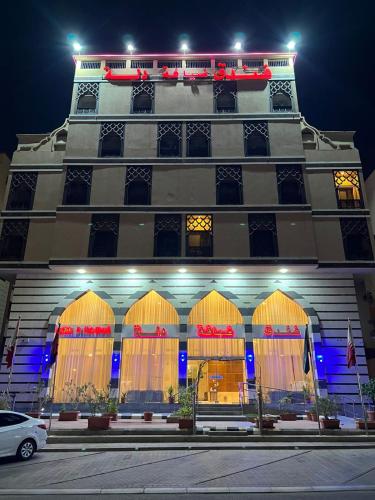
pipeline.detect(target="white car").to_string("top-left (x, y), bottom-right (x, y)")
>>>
top-left (0, 410), bottom-right (47, 460)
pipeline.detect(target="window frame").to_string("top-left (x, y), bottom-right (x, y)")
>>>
top-left (154, 214), bottom-right (182, 257)
top-left (63, 166), bottom-right (92, 206)
top-left (6, 172), bottom-right (38, 211)
top-left (88, 214), bottom-right (119, 258)
top-left (248, 214), bottom-right (279, 258)
top-left (216, 166), bottom-right (243, 205)
top-left (333, 170), bottom-right (364, 209)
top-left (185, 214), bottom-right (213, 257)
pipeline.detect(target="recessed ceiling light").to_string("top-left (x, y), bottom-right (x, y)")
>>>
top-left (77, 269), bottom-right (86, 274)
top-left (138, 223), bottom-right (145, 226)
top-left (279, 268), bottom-right (288, 274)
top-left (228, 268), bottom-right (237, 273)
top-left (128, 268), bottom-right (137, 274)
top-left (178, 268), bottom-right (187, 273)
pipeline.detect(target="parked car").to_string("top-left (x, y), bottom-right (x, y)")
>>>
top-left (0, 410), bottom-right (47, 460)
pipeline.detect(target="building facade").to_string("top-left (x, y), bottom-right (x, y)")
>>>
top-left (0, 52), bottom-right (374, 410)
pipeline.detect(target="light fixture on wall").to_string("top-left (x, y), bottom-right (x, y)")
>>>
top-left (128, 268), bottom-right (137, 274)
top-left (279, 268), bottom-right (288, 274)
top-left (72, 41), bottom-right (82, 53)
top-left (178, 268), bottom-right (187, 273)
top-left (228, 268), bottom-right (237, 273)
top-left (287, 40), bottom-right (296, 50)
top-left (77, 269), bottom-right (86, 274)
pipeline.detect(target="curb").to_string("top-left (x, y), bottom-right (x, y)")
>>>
top-left (1, 485), bottom-right (375, 495)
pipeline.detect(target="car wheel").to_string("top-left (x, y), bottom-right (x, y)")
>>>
top-left (16, 439), bottom-right (36, 461)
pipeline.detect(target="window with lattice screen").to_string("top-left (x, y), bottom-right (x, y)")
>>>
top-left (88, 214), bottom-right (119, 258)
top-left (131, 82), bottom-right (154, 114)
top-left (157, 123), bottom-right (182, 157)
top-left (76, 83), bottom-right (99, 114)
top-left (334, 171), bottom-right (363, 209)
top-left (276, 165), bottom-right (306, 204)
top-left (6, 173), bottom-right (37, 210)
top-left (0, 220), bottom-right (29, 260)
top-left (99, 123), bottom-right (125, 157)
top-left (243, 122), bottom-right (269, 156)
top-left (186, 122), bottom-right (211, 157)
top-left (125, 166), bottom-right (152, 205)
top-left (63, 167), bottom-right (92, 205)
top-left (154, 214), bottom-right (181, 257)
top-left (340, 218), bottom-right (373, 260)
top-left (216, 166), bottom-right (243, 205)
top-left (186, 215), bottom-right (213, 257)
top-left (248, 214), bottom-right (278, 257)
top-left (214, 82), bottom-right (237, 113)
top-left (270, 81), bottom-right (293, 112)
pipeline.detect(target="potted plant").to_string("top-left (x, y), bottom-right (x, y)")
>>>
top-left (82, 383), bottom-right (111, 431)
top-left (279, 394), bottom-right (297, 421)
top-left (58, 381), bottom-right (84, 421)
top-left (103, 398), bottom-right (119, 421)
top-left (255, 416), bottom-right (275, 429)
top-left (306, 408), bottom-right (318, 422)
top-left (27, 381), bottom-right (49, 418)
top-left (175, 386), bottom-right (194, 430)
top-left (302, 384), bottom-right (312, 404)
top-left (167, 385), bottom-right (175, 404)
top-left (362, 379), bottom-right (375, 422)
top-left (0, 391), bottom-right (10, 410)
top-left (317, 397), bottom-right (340, 430)
top-left (143, 410), bottom-right (153, 422)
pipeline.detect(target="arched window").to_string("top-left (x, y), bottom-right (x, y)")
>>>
top-left (88, 214), bottom-right (119, 257)
top-left (186, 214), bottom-right (213, 257)
top-left (125, 166), bottom-right (152, 205)
top-left (334, 170), bottom-right (363, 209)
top-left (187, 122), bottom-right (211, 157)
top-left (77, 93), bottom-right (97, 113)
top-left (341, 218), bottom-right (373, 260)
top-left (248, 214), bottom-right (278, 257)
top-left (244, 122), bottom-right (269, 156)
top-left (63, 167), bottom-right (92, 205)
top-left (154, 215), bottom-right (181, 257)
top-left (158, 123), bottom-right (182, 157)
top-left (53, 291), bottom-right (115, 402)
top-left (276, 166), bottom-right (306, 204)
top-left (214, 82), bottom-right (237, 113)
top-left (216, 166), bottom-right (243, 205)
top-left (100, 132), bottom-right (123, 157)
top-left (132, 82), bottom-right (154, 114)
top-left (7, 173), bottom-right (37, 210)
top-left (0, 220), bottom-right (29, 260)
top-left (272, 91), bottom-right (292, 111)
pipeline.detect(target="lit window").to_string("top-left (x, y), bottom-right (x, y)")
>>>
top-left (334, 171), bottom-right (362, 209)
top-left (186, 215), bottom-right (213, 257)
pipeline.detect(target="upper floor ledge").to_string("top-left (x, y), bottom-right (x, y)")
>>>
top-left (68, 113), bottom-right (302, 122)
top-left (301, 117), bottom-right (356, 152)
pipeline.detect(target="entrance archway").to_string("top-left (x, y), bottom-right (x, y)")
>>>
top-left (121, 291), bottom-right (179, 402)
top-left (187, 290), bottom-right (245, 404)
top-left (53, 291), bottom-right (115, 402)
top-left (252, 290), bottom-right (314, 399)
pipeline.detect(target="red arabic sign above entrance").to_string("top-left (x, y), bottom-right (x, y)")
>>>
top-left (133, 325), bottom-right (168, 338)
top-left (263, 325), bottom-right (301, 338)
top-left (59, 325), bottom-right (112, 336)
top-left (197, 325), bottom-right (235, 338)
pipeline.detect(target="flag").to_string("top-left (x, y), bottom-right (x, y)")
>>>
top-left (303, 324), bottom-right (310, 374)
top-left (5, 316), bottom-right (21, 369)
top-left (347, 318), bottom-right (356, 368)
top-left (49, 323), bottom-right (60, 366)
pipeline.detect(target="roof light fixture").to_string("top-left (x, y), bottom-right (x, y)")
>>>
top-left (287, 40), bottom-right (296, 50)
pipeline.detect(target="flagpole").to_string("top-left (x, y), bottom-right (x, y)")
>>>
top-left (48, 320), bottom-right (60, 431)
top-left (5, 316), bottom-right (21, 400)
top-left (307, 324), bottom-right (322, 436)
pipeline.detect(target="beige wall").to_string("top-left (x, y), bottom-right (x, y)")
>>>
top-left (124, 123), bottom-right (157, 157)
top-left (307, 171), bottom-right (338, 209)
top-left (313, 218), bottom-right (345, 261)
top-left (211, 122), bottom-right (244, 157)
top-left (66, 123), bottom-right (100, 157)
top-left (118, 214), bottom-right (154, 257)
top-left (155, 82), bottom-right (213, 114)
top-left (152, 165), bottom-right (215, 205)
top-left (276, 213), bottom-right (317, 258)
top-left (237, 80), bottom-right (269, 113)
top-left (269, 122), bottom-right (304, 157)
top-left (33, 172), bottom-right (62, 210)
top-left (99, 82), bottom-right (132, 115)
top-left (242, 165), bottom-right (278, 205)
top-left (24, 220), bottom-right (55, 261)
top-left (51, 214), bottom-right (91, 258)
top-left (91, 166), bottom-right (125, 205)
top-left (213, 213), bottom-right (249, 257)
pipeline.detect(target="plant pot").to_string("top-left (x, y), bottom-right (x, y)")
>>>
top-left (306, 412), bottom-right (318, 422)
top-left (179, 418), bottom-right (193, 430)
top-left (26, 411), bottom-right (41, 418)
top-left (58, 410), bottom-right (80, 421)
top-left (103, 412), bottom-right (118, 421)
top-left (166, 416), bottom-right (180, 423)
top-left (87, 416), bottom-right (111, 431)
top-left (367, 410), bottom-right (375, 422)
top-left (256, 418), bottom-right (274, 429)
top-left (280, 413), bottom-right (297, 421)
top-left (168, 396), bottom-right (175, 404)
top-left (143, 411), bottom-right (153, 422)
top-left (320, 418), bottom-right (340, 430)
top-left (356, 420), bottom-right (375, 430)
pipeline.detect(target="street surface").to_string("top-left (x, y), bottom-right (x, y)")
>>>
top-left (0, 448), bottom-right (374, 498)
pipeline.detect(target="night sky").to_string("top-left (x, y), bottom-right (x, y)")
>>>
top-left (3, 0), bottom-right (374, 176)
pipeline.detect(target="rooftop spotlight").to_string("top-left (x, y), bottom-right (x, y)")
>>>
top-left (77, 268), bottom-right (86, 274)
top-left (178, 268), bottom-right (187, 273)
top-left (180, 42), bottom-right (189, 54)
top-left (127, 43), bottom-right (135, 54)
top-left (279, 268), bottom-right (288, 274)
top-left (234, 41), bottom-right (242, 51)
top-left (128, 268), bottom-right (137, 274)
top-left (287, 40), bottom-right (296, 50)
top-left (72, 41), bottom-right (82, 53)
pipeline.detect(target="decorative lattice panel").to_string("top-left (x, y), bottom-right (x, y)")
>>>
top-left (66, 167), bottom-right (92, 186)
top-left (91, 215), bottom-right (119, 235)
top-left (248, 214), bottom-right (276, 236)
top-left (155, 215), bottom-right (181, 235)
top-left (186, 60), bottom-right (211, 68)
top-left (242, 59), bottom-right (263, 67)
top-left (243, 121), bottom-right (269, 139)
top-left (216, 166), bottom-right (242, 186)
top-left (340, 218), bottom-right (370, 239)
top-left (81, 61), bottom-right (100, 69)
top-left (10, 173), bottom-right (37, 192)
top-left (213, 81), bottom-right (237, 99)
top-left (1, 220), bottom-right (29, 238)
top-left (276, 166), bottom-right (304, 186)
top-left (334, 170), bottom-right (360, 189)
top-left (100, 122), bottom-right (125, 140)
top-left (215, 59), bottom-right (238, 68)
top-left (157, 60), bottom-right (183, 68)
top-left (268, 59), bottom-right (289, 67)
top-left (157, 122), bottom-right (182, 140)
top-left (186, 215), bottom-right (212, 232)
top-left (125, 166), bottom-right (152, 187)
top-left (77, 82), bottom-right (99, 100)
top-left (186, 122), bottom-right (211, 140)
top-left (132, 82), bottom-right (154, 98)
top-left (270, 80), bottom-right (293, 97)
top-left (106, 61), bottom-right (126, 69)
top-left (131, 60), bottom-right (153, 69)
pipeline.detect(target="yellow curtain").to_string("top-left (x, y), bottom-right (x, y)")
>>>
top-left (54, 338), bottom-right (113, 402)
top-left (124, 291), bottom-right (179, 325)
top-left (253, 339), bottom-right (314, 395)
top-left (60, 291), bottom-right (115, 325)
top-left (188, 339), bottom-right (245, 358)
top-left (188, 290), bottom-right (243, 325)
top-left (252, 290), bottom-right (308, 325)
top-left (334, 171), bottom-right (361, 200)
top-left (120, 339), bottom-right (178, 400)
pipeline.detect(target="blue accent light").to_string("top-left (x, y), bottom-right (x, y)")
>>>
top-left (179, 350), bottom-right (187, 381)
top-left (246, 348), bottom-right (255, 379)
top-left (111, 351), bottom-right (120, 378)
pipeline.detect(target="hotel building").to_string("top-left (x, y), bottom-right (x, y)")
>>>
top-left (0, 51), bottom-right (373, 410)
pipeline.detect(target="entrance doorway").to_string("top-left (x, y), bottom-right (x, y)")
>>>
top-left (187, 359), bottom-right (245, 404)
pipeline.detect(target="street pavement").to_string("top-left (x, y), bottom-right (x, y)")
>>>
top-left (0, 448), bottom-right (374, 497)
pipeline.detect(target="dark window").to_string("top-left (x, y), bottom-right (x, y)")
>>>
top-left (0, 413), bottom-right (28, 427)
top-left (99, 123), bottom-right (125, 157)
top-left (63, 167), bottom-right (92, 205)
top-left (0, 220), bottom-right (29, 260)
top-left (158, 123), bottom-right (182, 157)
top-left (276, 165), bottom-right (306, 204)
top-left (216, 166), bottom-right (243, 205)
top-left (76, 83), bottom-right (99, 114)
top-left (341, 218), bottom-right (373, 261)
top-left (125, 166), bottom-right (152, 205)
top-left (244, 122), bottom-right (269, 156)
top-left (6, 173), bottom-right (37, 210)
top-left (270, 81), bottom-right (293, 112)
top-left (186, 215), bottom-right (213, 257)
top-left (214, 82), bottom-right (237, 113)
top-left (154, 215), bottom-right (181, 257)
top-left (249, 214), bottom-right (278, 257)
top-left (334, 170), bottom-right (363, 209)
top-left (187, 122), bottom-right (211, 157)
top-left (132, 82), bottom-right (154, 113)
top-left (88, 215), bottom-right (119, 258)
